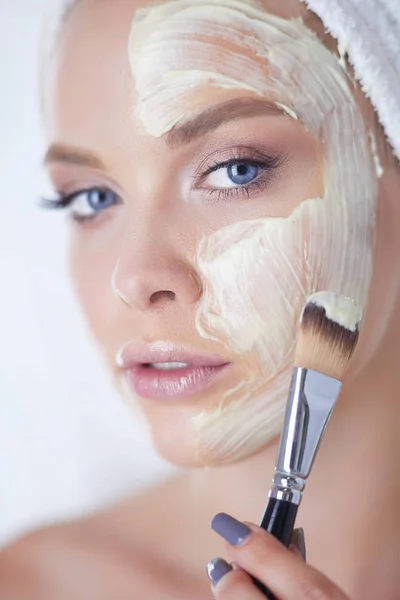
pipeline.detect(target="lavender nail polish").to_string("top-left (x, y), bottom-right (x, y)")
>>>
top-left (211, 513), bottom-right (252, 546)
top-left (207, 558), bottom-right (233, 586)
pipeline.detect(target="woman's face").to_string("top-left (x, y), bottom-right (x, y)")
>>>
top-left (45, 0), bottom-right (380, 466)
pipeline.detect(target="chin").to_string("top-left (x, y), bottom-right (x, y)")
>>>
top-left (135, 402), bottom-right (216, 467)
top-left (142, 404), bottom-right (279, 468)
top-left (117, 362), bottom-right (287, 467)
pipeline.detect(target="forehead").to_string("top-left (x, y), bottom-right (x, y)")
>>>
top-left (46, 1), bottom-right (130, 137)
top-left (45, 0), bottom-right (318, 144)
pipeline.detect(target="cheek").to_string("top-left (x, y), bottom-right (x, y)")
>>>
top-left (191, 185), bottom-right (374, 464)
top-left (196, 216), bottom-right (307, 376)
top-left (195, 194), bottom-right (343, 377)
top-left (68, 231), bottom-right (116, 345)
top-left (190, 205), bottom-right (311, 465)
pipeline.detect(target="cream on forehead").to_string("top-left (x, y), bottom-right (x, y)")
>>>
top-left (128, 0), bottom-right (310, 136)
top-left (128, 0), bottom-right (376, 464)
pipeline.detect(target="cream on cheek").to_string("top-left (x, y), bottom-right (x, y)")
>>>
top-left (128, 0), bottom-right (377, 464)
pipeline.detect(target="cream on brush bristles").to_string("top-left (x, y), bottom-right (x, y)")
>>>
top-left (295, 291), bottom-right (363, 382)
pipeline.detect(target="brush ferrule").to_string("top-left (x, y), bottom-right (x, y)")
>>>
top-left (269, 473), bottom-right (305, 504)
top-left (270, 367), bottom-right (341, 506)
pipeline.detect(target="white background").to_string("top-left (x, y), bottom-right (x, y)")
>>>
top-left (0, 0), bottom-right (173, 546)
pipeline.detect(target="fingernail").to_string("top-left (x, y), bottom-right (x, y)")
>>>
top-left (211, 513), bottom-right (252, 546)
top-left (291, 527), bottom-right (306, 561)
top-left (207, 557), bottom-right (233, 586)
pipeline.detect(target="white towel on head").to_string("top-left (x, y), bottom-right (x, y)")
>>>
top-left (302, 0), bottom-right (400, 160)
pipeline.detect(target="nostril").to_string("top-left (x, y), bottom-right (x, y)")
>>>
top-left (150, 290), bottom-right (176, 303)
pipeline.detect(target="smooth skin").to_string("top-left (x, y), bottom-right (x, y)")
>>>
top-left (1, 0), bottom-right (400, 598)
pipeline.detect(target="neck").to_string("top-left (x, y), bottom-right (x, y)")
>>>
top-left (189, 309), bottom-right (400, 598)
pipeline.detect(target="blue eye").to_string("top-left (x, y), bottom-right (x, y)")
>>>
top-left (204, 160), bottom-right (263, 190)
top-left (67, 187), bottom-right (120, 220)
top-left (227, 163), bottom-right (259, 185)
top-left (40, 187), bottom-right (122, 221)
top-left (85, 188), bottom-right (117, 211)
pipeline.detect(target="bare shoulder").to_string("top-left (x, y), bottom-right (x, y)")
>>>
top-left (0, 474), bottom-right (210, 599)
top-left (94, 471), bottom-right (190, 539)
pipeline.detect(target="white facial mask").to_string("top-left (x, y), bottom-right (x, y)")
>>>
top-left (128, 0), bottom-right (377, 464)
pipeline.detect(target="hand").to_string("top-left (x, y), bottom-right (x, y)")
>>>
top-left (207, 513), bottom-right (350, 599)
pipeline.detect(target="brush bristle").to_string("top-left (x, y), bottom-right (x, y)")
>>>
top-left (295, 299), bottom-right (361, 381)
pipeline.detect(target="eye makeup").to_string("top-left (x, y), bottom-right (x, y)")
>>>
top-left (43, 142), bottom-right (284, 220)
top-left (195, 148), bottom-right (282, 201)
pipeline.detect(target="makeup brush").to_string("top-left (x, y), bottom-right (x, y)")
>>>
top-left (252, 291), bottom-right (362, 598)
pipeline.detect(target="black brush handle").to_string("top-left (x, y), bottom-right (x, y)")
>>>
top-left (251, 498), bottom-right (298, 598)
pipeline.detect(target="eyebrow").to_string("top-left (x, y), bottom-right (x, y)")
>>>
top-left (164, 97), bottom-right (285, 147)
top-left (44, 144), bottom-right (105, 169)
top-left (43, 98), bottom-right (286, 165)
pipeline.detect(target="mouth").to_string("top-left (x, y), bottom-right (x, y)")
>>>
top-left (117, 343), bottom-right (231, 401)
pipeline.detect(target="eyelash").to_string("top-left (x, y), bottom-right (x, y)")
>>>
top-left (41, 151), bottom-right (281, 221)
top-left (198, 151), bottom-right (281, 200)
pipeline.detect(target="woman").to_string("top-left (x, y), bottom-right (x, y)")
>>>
top-left (1, 0), bottom-right (399, 597)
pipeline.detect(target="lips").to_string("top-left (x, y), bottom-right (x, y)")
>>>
top-left (117, 342), bottom-right (230, 400)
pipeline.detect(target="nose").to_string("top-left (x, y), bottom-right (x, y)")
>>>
top-left (111, 231), bottom-right (202, 312)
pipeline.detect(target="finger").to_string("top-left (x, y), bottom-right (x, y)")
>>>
top-left (207, 558), bottom-right (267, 600)
top-left (290, 527), bottom-right (306, 561)
top-left (211, 513), bottom-right (349, 600)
